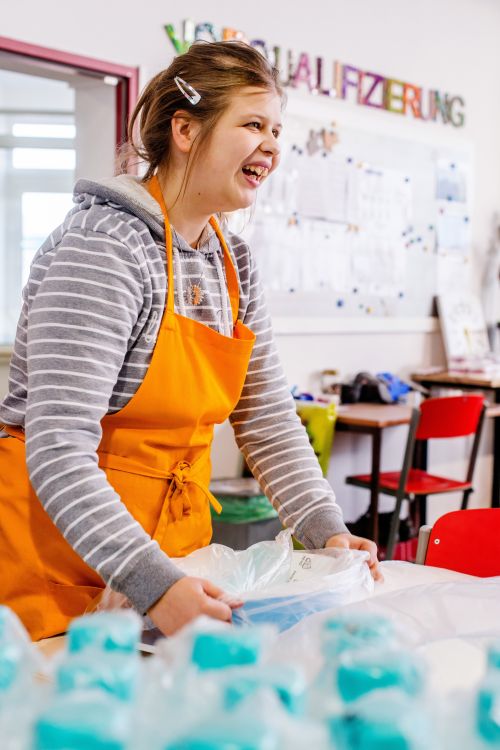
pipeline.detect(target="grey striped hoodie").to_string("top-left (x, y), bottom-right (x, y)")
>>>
top-left (0, 175), bottom-right (347, 614)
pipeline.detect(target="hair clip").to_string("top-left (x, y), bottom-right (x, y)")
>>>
top-left (174, 76), bottom-right (201, 106)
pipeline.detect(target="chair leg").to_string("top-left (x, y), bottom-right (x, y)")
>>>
top-left (461, 489), bottom-right (472, 510)
top-left (418, 494), bottom-right (428, 525)
top-left (386, 491), bottom-right (407, 560)
top-left (386, 408), bottom-right (420, 561)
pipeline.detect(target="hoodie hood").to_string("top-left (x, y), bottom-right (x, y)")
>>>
top-left (73, 174), bottom-right (221, 255)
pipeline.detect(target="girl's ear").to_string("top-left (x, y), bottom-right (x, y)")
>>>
top-left (170, 110), bottom-right (202, 154)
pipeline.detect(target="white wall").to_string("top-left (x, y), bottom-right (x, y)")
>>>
top-left (73, 78), bottom-right (116, 181)
top-left (2, 0), bottom-right (499, 522)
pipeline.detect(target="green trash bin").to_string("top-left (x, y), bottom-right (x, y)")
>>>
top-left (209, 478), bottom-right (281, 550)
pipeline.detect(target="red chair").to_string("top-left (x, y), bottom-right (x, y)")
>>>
top-left (346, 395), bottom-right (486, 560)
top-left (416, 509), bottom-right (500, 576)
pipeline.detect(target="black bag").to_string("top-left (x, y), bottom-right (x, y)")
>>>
top-left (340, 371), bottom-right (393, 404)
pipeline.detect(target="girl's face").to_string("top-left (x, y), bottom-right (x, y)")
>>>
top-left (189, 87), bottom-right (282, 213)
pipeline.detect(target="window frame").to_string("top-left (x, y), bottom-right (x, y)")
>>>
top-left (0, 37), bottom-right (139, 353)
top-left (0, 36), bottom-right (138, 147)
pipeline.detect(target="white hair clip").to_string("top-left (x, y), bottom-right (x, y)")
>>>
top-left (174, 76), bottom-right (201, 106)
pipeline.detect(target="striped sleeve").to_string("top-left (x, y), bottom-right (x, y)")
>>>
top-left (229, 254), bottom-right (348, 548)
top-left (24, 227), bottom-right (184, 613)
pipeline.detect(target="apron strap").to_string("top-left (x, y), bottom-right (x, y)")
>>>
top-left (168, 460), bottom-right (222, 513)
top-left (209, 216), bottom-right (241, 325)
top-left (190, 479), bottom-right (223, 515)
top-left (147, 175), bottom-right (175, 315)
top-left (146, 175), bottom-right (241, 325)
top-left (154, 460), bottom-right (222, 542)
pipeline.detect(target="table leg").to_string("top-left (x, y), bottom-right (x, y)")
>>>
top-left (369, 428), bottom-right (382, 545)
top-left (493, 390), bottom-right (500, 508)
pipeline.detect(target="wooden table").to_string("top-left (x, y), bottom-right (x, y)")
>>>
top-left (411, 371), bottom-right (500, 509)
top-left (336, 404), bottom-right (412, 544)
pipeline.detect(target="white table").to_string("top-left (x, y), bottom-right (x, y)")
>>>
top-left (38, 561), bottom-right (500, 699)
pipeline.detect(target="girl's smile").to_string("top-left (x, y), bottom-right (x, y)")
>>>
top-left (241, 162), bottom-right (270, 188)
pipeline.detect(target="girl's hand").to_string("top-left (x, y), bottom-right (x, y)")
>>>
top-left (325, 533), bottom-right (384, 582)
top-left (147, 576), bottom-right (243, 636)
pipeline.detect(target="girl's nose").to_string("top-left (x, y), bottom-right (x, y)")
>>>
top-left (261, 138), bottom-right (280, 158)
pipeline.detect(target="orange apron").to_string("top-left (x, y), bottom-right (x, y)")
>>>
top-left (0, 175), bottom-right (255, 640)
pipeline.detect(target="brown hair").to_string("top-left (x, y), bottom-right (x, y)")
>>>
top-left (122, 41), bottom-right (284, 190)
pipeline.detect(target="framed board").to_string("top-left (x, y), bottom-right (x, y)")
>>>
top-left (437, 293), bottom-right (490, 365)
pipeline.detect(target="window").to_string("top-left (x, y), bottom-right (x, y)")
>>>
top-left (0, 39), bottom-right (138, 346)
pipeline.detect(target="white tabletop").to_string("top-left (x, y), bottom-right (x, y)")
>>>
top-left (37, 561), bottom-right (500, 699)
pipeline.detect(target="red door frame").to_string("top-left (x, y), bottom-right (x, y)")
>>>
top-left (0, 36), bottom-right (139, 148)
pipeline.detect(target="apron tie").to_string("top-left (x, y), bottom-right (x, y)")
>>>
top-left (164, 460), bottom-right (222, 523)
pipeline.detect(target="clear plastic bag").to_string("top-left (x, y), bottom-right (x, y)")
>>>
top-left (0, 606), bottom-right (47, 749)
top-left (84, 531), bottom-right (293, 623)
top-left (329, 689), bottom-right (437, 750)
top-left (87, 531), bottom-right (374, 633)
top-left (173, 531), bottom-right (374, 632)
top-left (173, 529), bottom-right (293, 593)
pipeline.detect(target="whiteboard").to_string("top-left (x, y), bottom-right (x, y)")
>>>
top-left (231, 91), bottom-right (474, 319)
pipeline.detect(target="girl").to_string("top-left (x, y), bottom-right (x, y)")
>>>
top-left (0, 41), bottom-right (380, 641)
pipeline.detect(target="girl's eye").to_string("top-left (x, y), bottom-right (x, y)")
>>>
top-left (245, 122), bottom-right (281, 138)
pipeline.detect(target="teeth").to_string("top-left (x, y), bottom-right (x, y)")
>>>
top-left (243, 165), bottom-right (269, 181)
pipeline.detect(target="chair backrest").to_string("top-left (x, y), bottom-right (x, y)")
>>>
top-left (425, 509), bottom-right (500, 576)
top-left (416, 395), bottom-right (485, 440)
